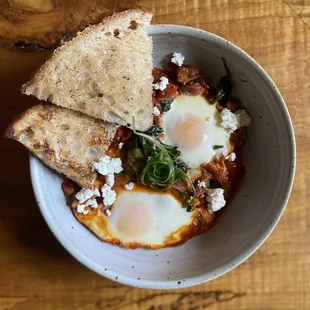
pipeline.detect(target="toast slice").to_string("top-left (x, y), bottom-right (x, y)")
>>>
top-left (6, 105), bottom-right (117, 188)
top-left (21, 8), bottom-right (153, 131)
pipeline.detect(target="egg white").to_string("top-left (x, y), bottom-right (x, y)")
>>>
top-left (162, 95), bottom-right (230, 169)
top-left (106, 190), bottom-right (192, 245)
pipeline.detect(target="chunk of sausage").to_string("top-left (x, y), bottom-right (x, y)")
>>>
top-left (177, 66), bottom-right (200, 85)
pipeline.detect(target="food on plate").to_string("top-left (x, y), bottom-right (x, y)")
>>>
top-left (6, 8), bottom-right (251, 249)
top-left (5, 105), bottom-right (117, 188)
top-left (21, 8), bottom-right (153, 131)
top-left (60, 56), bottom-right (251, 249)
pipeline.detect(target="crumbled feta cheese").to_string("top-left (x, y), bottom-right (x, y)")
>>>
top-left (105, 173), bottom-right (115, 187)
top-left (226, 152), bottom-right (236, 161)
top-left (110, 157), bottom-right (123, 174)
top-left (101, 184), bottom-right (116, 206)
top-left (197, 181), bottom-right (206, 188)
top-left (153, 76), bottom-right (169, 91)
top-left (92, 155), bottom-right (123, 175)
top-left (124, 182), bottom-right (134, 191)
top-left (206, 188), bottom-right (226, 212)
top-left (105, 209), bottom-right (112, 217)
top-left (171, 52), bottom-right (185, 66)
top-left (93, 188), bottom-right (101, 197)
top-left (153, 106), bottom-right (160, 116)
top-left (85, 198), bottom-right (98, 209)
top-left (91, 155), bottom-right (111, 175)
top-left (118, 142), bottom-right (124, 149)
top-left (77, 204), bottom-right (89, 215)
top-left (220, 109), bottom-right (251, 133)
top-left (75, 188), bottom-right (94, 203)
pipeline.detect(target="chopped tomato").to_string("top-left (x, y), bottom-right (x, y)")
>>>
top-left (226, 97), bottom-right (242, 112)
top-left (180, 83), bottom-right (205, 96)
top-left (167, 62), bottom-right (179, 81)
top-left (198, 77), bottom-right (210, 92)
top-left (153, 115), bottom-right (163, 127)
top-left (196, 186), bottom-right (206, 199)
top-left (229, 128), bottom-right (246, 151)
top-left (152, 89), bottom-right (162, 110)
top-left (62, 178), bottom-right (80, 197)
top-left (114, 126), bottom-right (132, 143)
top-left (202, 156), bottom-right (229, 185)
top-left (157, 83), bottom-right (178, 100)
top-left (107, 126), bottom-right (133, 157)
top-left (152, 68), bottom-right (167, 82)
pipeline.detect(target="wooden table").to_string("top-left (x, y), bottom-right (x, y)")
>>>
top-left (0, 1), bottom-right (309, 309)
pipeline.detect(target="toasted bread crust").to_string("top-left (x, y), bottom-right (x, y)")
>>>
top-left (22, 8), bottom-right (153, 131)
top-left (6, 105), bottom-right (117, 188)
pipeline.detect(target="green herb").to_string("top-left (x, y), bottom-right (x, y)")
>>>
top-left (162, 144), bottom-right (180, 159)
top-left (180, 191), bottom-right (189, 201)
top-left (137, 125), bottom-right (164, 153)
top-left (130, 148), bottom-right (144, 159)
top-left (186, 203), bottom-right (194, 212)
top-left (160, 98), bottom-right (174, 112)
top-left (210, 89), bottom-right (225, 104)
top-left (173, 158), bottom-right (189, 173)
top-left (127, 148), bottom-right (146, 174)
top-left (213, 58), bottom-right (232, 106)
top-left (132, 117), bottom-right (196, 200)
top-left (213, 145), bottom-right (223, 150)
top-left (145, 125), bottom-right (164, 137)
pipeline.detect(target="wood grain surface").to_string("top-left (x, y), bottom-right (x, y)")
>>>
top-left (0, 0), bottom-right (309, 309)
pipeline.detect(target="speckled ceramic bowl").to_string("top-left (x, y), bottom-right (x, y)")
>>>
top-left (30, 25), bottom-right (296, 289)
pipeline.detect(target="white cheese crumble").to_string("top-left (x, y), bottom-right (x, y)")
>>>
top-left (171, 52), bottom-right (185, 66)
top-left (105, 209), bottom-right (112, 217)
top-left (101, 184), bottom-right (116, 206)
top-left (226, 152), bottom-right (236, 161)
top-left (92, 155), bottom-right (123, 175)
top-left (124, 182), bottom-right (134, 191)
top-left (110, 157), bottom-right (123, 174)
top-left (118, 142), bottom-right (124, 149)
top-left (93, 188), bottom-right (100, 197)
top-left (85, 198), bottom-right (98, 209)
top-left (220, 108), bottom-right (251, 133)
top-left (206, 188), bottom-right (226, 212)
top-left (75, 188), bottom-right (94, 203)
top-left (152, 76), bottom-right (169, 91)
top-left (77, 204), bottom-right (89, 215)
top-left (153, 106), bottom-right (160, 116)
top-left (105, 173), bottom-right (115, 187)
top-left (197, 181), bottom-right (207, 188)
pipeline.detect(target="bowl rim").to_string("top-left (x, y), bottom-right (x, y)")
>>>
top-left (30, 24), bottom-right (296, 289)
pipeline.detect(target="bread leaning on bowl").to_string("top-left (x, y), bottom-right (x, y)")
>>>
top-left (21, 8), bottom-right (154, 132)
top-left (5, 105), bottom-right (117, 188)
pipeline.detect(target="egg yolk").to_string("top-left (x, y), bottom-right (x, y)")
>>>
top-left (115, 201), bottom-right (156, 238)
top-left (168, 114), bottom-right (207, 150)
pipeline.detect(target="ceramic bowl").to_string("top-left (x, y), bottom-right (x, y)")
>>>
top-left (30, 25), bottom-right (296, 289)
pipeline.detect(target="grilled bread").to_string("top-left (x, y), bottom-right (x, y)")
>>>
top-left (21, 8), bottom-right (153, 131)
top-left (6, 105), bottom-right (117, 188)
